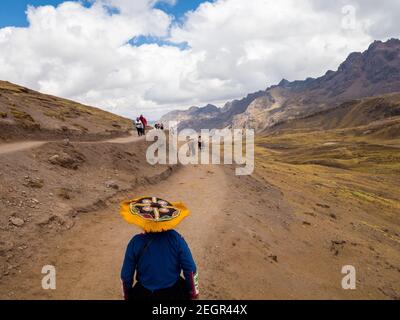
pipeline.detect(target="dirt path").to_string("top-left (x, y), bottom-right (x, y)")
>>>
top-left (7, 164), bottom-right (230, 299)
top-left (0, 132), bottom-right (143, 155)
top-left (0, 141), bottom-right (47, 155)
top-left (103, 134), bottom-right (144, 144)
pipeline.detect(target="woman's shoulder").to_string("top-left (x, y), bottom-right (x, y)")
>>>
top-left (130, 233), bottom-right (147, 245)
top-left (166, 230), bottom-right (188, 247)
top-left (166, 229), bottom-right (183, 239)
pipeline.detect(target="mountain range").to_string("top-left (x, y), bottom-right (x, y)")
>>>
top-left (160, 38), bottom-right (400, 132)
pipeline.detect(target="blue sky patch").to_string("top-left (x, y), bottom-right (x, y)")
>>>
top-left (155, 0), bottom-right (211, 22)
top-left (0, 0), bottom-right (67, 28)
top-left (0, 0), bottom-right (213, 28)
top-left (129, 35), bottom-right (190, 50)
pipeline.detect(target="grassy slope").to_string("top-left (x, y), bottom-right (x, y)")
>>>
top-left (0, 81), bottom-right (133, 141)
top-left (255, 92), bottom-right (400, 252)
top-left (252, 93), bottom-right (400, 299)
top-left (260, 93), bottom-right (400, 173)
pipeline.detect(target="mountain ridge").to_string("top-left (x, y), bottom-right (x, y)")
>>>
top-left (161, 38), bottom-right (400, 132)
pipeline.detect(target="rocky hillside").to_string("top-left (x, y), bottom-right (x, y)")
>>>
top-left (161, 38), bottom-right (400, 132)
top-left (160, 104), bottom-right (220, 130)
top-left (0, 81), bottom-right (133, 142)
top-left (267, 92), bottom-right (400, 142)
top-left (160, 91), bottom-right (265, 131)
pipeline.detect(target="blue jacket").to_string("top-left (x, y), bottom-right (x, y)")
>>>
top-left (121, 230), bottom-right (197, 293)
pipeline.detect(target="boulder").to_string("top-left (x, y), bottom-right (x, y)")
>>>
top-left (48, 152), bottom-right (83, 170)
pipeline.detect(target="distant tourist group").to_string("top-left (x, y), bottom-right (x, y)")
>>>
top-left (154, 123), bottom-right (165, 130)
top-left (134, 115), bottom-right (165, 137)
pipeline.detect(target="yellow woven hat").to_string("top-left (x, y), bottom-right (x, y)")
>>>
top-left (120, 196), bottom-right (190, 233)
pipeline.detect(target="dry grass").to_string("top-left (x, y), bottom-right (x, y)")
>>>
top-left (10, 107), bottom-right (40, 129)
top-left (44, 110), bottom-right (66, 121)
top-left (257, 127), bottom-right (400, 174)
top-left (255, 122), bottom-right (400, 220)
top-left (73, 123), bottom-right (88, 132)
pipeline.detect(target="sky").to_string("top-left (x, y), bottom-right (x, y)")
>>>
top-left (0, 0), bottom-right (399, 120)
top-left (0, 0), bottom-right (207, 28)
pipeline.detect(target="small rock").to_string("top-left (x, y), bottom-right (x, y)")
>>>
top-left (63, 138), bottom-right (71, 146)
top-left (58, 188), bottom-right (71, 200)
top-left (330, 240), bottom-right (346, 256)
top-left (105, 180), bottom-right (119, 190)
top-left (23, 177), bottom-right (44, 189)
top-left (49, 155), bottom-right (60, 164)
top-left (268, 255), bottom-right (278, 263)
top-left (10, 217), bottom-right (24, 227)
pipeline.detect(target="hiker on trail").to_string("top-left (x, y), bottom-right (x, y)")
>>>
top-left (186, 136), bottom-right (196, 157)
top-left (120, 197), bottom-right (199, 301)
top-left (139, 115), bottom-right (148, 135)
top-left (198, 136), bottom-right (203, 151)
top-left (160, 123), bottom-right (164, 131)
top-left (135, 118), bottom-right (144, 136)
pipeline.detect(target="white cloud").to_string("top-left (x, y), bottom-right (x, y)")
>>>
top-left (0, 0), bottom-right (399, 119)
